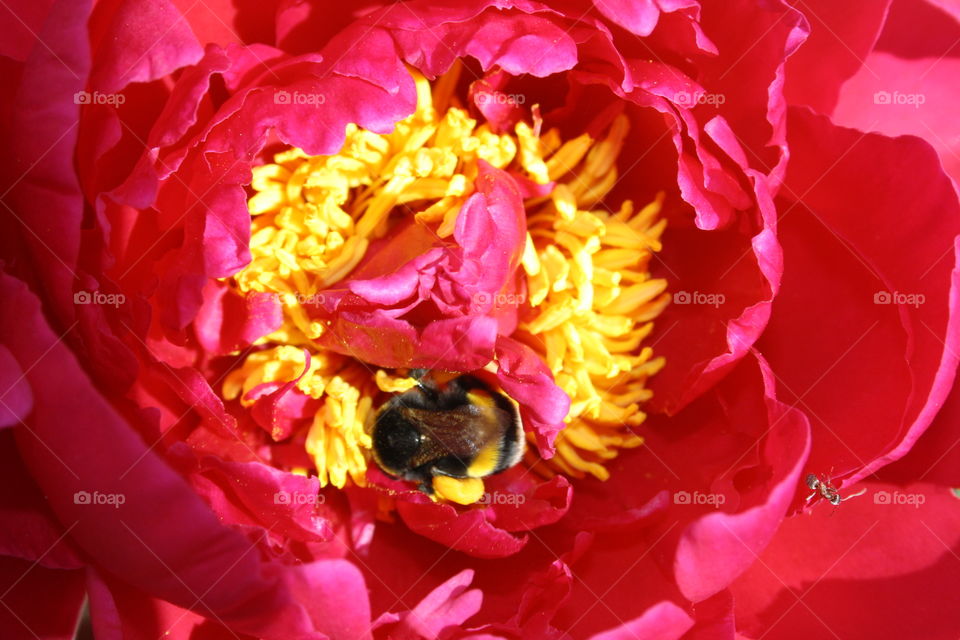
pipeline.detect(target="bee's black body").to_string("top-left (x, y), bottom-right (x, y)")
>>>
top-left (371, 374), bottom-right (524, 493)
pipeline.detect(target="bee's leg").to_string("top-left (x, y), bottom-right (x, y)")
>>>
top-left (417, 480), bottom-right (435, 495)
top-left (806, 490), bottom-right (817, 502)
top-left (429, 456), bottom-right (469, 479)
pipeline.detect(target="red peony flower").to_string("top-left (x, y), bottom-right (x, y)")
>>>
top-left (1, 0), bottom-right (958, 638)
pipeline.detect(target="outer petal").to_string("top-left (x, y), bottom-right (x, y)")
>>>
top-left (557, 352), bottom-right (810, 635)
top-left (590, 601), bottom-right (694, 640)
top-left (732, 481), bottom-right (960, 639)
top-left (759, 108), bottom-right (960, 487)
top-left (0, 432), bottom-right (83, 569)
top-left (5, 0), bottom-right (89, 326)
top-left (833, 51), bottom-right (960, 185)
top-left (0, 273), bottom-right (326, 638)
top-left (0, 558), bottom-right (84, 640)
top-left (87, 0), bottom-right (203, 94)
top-left (784, 0), bottom-right (892, 115)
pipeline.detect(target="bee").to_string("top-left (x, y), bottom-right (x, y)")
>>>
top-left (805, 472), bottom-right (866, 509)
top-left (370, 372), bottom-right (525, 495)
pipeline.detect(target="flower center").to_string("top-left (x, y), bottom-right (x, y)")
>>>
top-left (224, 64), bottom-right (667, 498)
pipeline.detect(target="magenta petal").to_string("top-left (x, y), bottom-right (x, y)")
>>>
top-left (593, 0), bottom-right (661, 36)
top-left (194, 281), bottom-right (282, 356)
top-left (379, 3), bottom-right (578, 79)
top-left (673, 354), bottom-right (812, 602)
top-left (170, 449), bottom-right (335, 546)
top-left (386, 569), bottom-right (482, 640)
top-left (284, 560), bottom-right (373, 640)
top-left (589, 601), bottom-right (694, 640)
top-left (396, 497), bottom-right (528, 559)
top-left (495, 337), bottom-right (569, 458)
top-left (247, 350), bottom-right (314, 441)
top-left (7, 0), bottom-right (89, 326)
top-left (0, 345), bottom-right (32, 428)
top-left (88, 0), bottom-right (204, 93)
top-left (453, 161), bottom-right (527, 305)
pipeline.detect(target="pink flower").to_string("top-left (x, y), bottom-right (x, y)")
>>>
top-left (0, 1), bottom-right (958, 638)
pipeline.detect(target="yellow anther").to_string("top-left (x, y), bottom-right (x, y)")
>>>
top-left (222, 62), bottom-right (667, 497)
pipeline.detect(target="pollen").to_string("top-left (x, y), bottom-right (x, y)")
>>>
top-left (224, 62), bottom-right (668, 497)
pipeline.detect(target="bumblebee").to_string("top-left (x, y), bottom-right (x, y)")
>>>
top-left (370, 372), bottom-right (524, 494)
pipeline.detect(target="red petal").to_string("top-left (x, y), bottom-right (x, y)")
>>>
top-left (732, 481), bottom-right (960, 639)
top-left (760, 109), bottom-right (960, 485)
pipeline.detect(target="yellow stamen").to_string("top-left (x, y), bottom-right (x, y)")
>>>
top-left (515, 113), bottom-right (669, 480)
top-left (223, 63), bottom-right (668, 498)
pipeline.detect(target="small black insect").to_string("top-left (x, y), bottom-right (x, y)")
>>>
top-left (370, 372), bottom-right (524, 495)
top-left (805, 472), bottom-right (866, 509)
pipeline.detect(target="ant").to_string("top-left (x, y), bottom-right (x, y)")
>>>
top-left (805, 471), bottom-right (866, 511)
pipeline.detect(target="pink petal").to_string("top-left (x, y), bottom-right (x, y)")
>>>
top-left (88, 0), bottom-right (203, 94)
top-left (382, 570), bottom-right (482, 640)
top-left (0, 346), bottom-right (32, 428)
top-left (194, 281), bottom-right (282, 356)
top-left (834, 51), bottom-right (960, 185)
top-left (589, 601), bottom-right (694, 640)
top-left (494, 337), bottom-right (569, 457)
